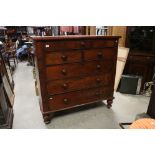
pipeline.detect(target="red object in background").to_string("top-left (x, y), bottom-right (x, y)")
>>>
top-left (6, 29), bottom-right (16, 34)
top-left (60, 26), bottom-right (80, 34)
top-left (60, 26), bottom-right (73, 33)
top-left (73, 26), bottom-right (79, 33)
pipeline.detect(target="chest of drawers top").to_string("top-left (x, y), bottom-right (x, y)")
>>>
top-left (32, 35), bottom-right (120, 41)
top-left (32, 35), bottom-right (120, 50)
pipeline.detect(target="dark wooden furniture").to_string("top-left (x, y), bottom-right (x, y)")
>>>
top-left (0, 84), bottom-right (13, 129)
top-left (147, 85), bottom-right (155, 118)
top-left (124, 53), bottom-right (155, 91)
top-left (32, 35), bottom-right (120, 124)
top-left (124, 26), bottom-right (155, 91)
top-left (0, 54), bottom-right (14, 129)
top-left (6, 26), bottom-right (27, 41)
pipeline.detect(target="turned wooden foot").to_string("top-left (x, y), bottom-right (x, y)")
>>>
top-left (107, 99), bottom-right (113, 109)
top-left (43, 113), bottom-right (54, 124)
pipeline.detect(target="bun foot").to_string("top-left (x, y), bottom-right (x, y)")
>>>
top-left (44, 120), bottom-right (51, 124)
top-left (43, 113), bottom-right (54, 124)
top-left (107, 99), bottom-right (113, 109)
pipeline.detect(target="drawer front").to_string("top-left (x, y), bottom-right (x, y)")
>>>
top-left (88, 40), bottom-right (116, 48)
top-left (84, 48), bottom-right (116, 61)
top-left (46, 61), bottom-right (113, 81)
top-left (44, 40), bottom-right (116, 51)
top-left (48, 87), bottom-right (113, 111)
top-left (47, 74), bottom-right (112, 95)
top-left (129, 55), bottom-right (155, 63)
top-left (45, 51), bottom-right (82, 65)
top-left (79, 40), bottom-right (116, 49)
top-left (44, 41), bottom-right (84, 51)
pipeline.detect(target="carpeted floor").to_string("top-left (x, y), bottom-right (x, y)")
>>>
top-left (12, 62), bottom-right (150, 129)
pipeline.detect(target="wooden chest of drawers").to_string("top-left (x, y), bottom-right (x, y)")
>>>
top-left (32, 36), bottom-right (120, 124)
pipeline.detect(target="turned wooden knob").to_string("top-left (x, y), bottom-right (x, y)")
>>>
top-left (61, 55), bottom-right (68, 61)
top-left (97, 52), bottom-right (103, 58)
top-left (95, 92), bottom-right (101, 96)
top-left (62, 83), bottom-right (68, 89)
top-left (49, 97), bottom-right (53, 100)
top-left (96, 78), bottom-right (101, 84)
top-left (61, 69), bottom-right (67, 75)
top-left (96, 65), bottom-right (101, 70)
top-left (63, 98), bottom-right (68, 104)
top-left (81, 41), bottom-right (85, 46)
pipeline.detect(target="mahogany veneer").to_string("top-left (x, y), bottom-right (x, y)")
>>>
top-left (32, 35), bottom-right (120, 124)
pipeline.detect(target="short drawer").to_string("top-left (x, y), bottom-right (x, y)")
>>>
top-left (73, 40), bottom-right (117, 49)
top-left (48, 87), bottom-right (112, 111)
top-left (47, 74), bottom-right (112, 94)
top-left (44, 40), bottom-right (85, 51)
top-left (84, 48), bottom-right (116, 61)
top-left (45, 50), bottom-right (82, 65)
top-left (46, 61), bottom-right (113, 81)
top-left (87, 40), bottom-right (117, 48)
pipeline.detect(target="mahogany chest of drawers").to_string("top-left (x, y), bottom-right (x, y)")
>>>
top-left (32, 36), bottom-right (120, 124)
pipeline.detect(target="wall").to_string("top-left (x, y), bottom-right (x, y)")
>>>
top-left (85, 26), bottom-right (127, 47)
top-left (111, 26), bottom-right (127, 47)
top-left (86, 26), bottom-right (96, 35)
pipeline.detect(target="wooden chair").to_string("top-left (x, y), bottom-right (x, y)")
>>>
top-left (4, 43), bottom-right (18, 73)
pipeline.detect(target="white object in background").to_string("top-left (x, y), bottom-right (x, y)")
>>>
top-left (114, 47), bottom-right (129, 91)
top-left (27, 27), bottom-right (34, 34)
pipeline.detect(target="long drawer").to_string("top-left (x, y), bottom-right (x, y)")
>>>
top-left (48, 87), bottom-right (112, 111)
top-left (47, 74), bottom-right (112, 95)
top-left (45, 50), bottom-right (82, 65)
top-left (46, 61), bottom-right (113, 81)
top-left (44, 40), bottom-right (116, 51)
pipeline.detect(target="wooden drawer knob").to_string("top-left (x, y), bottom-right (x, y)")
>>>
top-left (95, 92), bottom-right (101, 96)
top-left (97, 65), bottom-right (101, 70)
top-left (61, 69), bottom-right (67, 75)
top-left (61, 55), bottom-right (68, 61)
top-left (63, 98), bottom-right (69, 104)
top-left (62, 83), bottom-right (68, 89)
top-left (81, 42), bottom-right (85, 47)
top-left (96, 78), bottom-right (101, 84)
top-left (97, 52), bottom-right (103, 58)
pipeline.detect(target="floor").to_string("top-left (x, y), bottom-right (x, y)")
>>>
top-left (12, 62), bottom-right (150, 129)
